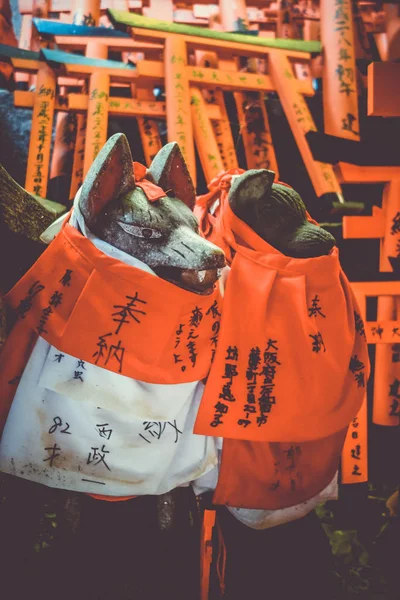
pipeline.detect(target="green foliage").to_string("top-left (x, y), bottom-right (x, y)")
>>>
top-left (33, 510), bottom-right (58, 553)
top-left (315, 482), bottom-right (398, 599)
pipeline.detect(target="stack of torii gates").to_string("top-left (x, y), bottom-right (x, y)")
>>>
top-left (1, 0), bottom-right (400, 497)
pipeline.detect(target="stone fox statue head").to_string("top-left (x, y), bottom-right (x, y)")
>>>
top-left (228, 169), bottom-right (336, 258)
top-left (77, 133), bottom-right (225, 294)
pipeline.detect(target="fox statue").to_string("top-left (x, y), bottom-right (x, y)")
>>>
top-left (194, 167), bottom-right (370, 599)
top-left (0, 133), bottom-right (225, 500)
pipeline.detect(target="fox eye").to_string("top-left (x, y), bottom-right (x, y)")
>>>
top-left (118, 222), bottom-right (163, 239)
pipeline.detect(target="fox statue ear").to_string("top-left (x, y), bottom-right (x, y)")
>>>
top-left (147, 142), bottom-right (196, 210)
top-left (79, 133), bottom-right (136, 229)
top-left (228, 169), bottom-right (275, 220)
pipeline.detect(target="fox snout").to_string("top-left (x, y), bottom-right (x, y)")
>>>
top-left (152, 227), bottom-right (226, 294)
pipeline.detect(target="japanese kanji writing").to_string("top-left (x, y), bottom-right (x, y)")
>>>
top-left (211, 346), bottom-right (239, 428)
top-left (139, 420), bottom-right (182, 444)
top-left (15, 281), bottom-right (45, 319)
top-left (93, 333), bottom-right (125, 373)
top-left (308, 295), bottom-right (326, 318)
top-left (349, 355), bottom-right (366, 388)
top-left (354, 312), bottom-right (366, 340)
top-left (112, 292), bottom-right (147, 334)
top-left (388, 378), bottom-right (400, 418)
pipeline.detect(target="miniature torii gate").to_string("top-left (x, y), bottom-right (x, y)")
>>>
top-left (0, 44), bottom-right (134, 197)
top-left (333, 161), bottom-right (400, 487)
top-left (218, 0), bottom-right (279, 177)
top-left (109, 10), bottom-right (344, 202)
top-left (32, 13), bottom-right (164, 195)
top-left (341, 281), bottom-right (400, 489)
top-left (1, 42), bottom-right (223, 199)
top-left (336, 164), bottom-right (400, 273)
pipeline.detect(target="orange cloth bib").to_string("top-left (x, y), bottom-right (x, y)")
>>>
top-left (194, 200), bottom-right (369, 509)
top-left (194, 170), bottom-right (307, 266)
top-left (3, 219), bottom-right (222, 386)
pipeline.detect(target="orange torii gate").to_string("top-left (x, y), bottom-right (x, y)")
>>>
top-left (3, 44), bottom-right (224, 199)
top-left (336, 164), bottom-right (400, 273)
top-left (0, 46), bottom-right (133, 197)
top-left (216, 0), bottom-right (279, 177)
top-left (109, 11), bottom-right (343, 201)
top-left (320, 0), bottom-right (360, 141)
top-left (341, 281), bottom-right (400, 487)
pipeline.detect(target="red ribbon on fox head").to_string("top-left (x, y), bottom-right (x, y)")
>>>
top-left (132, 162), bottom-right (166, 202)
top-left (194, 170), bottom-right (310, 264)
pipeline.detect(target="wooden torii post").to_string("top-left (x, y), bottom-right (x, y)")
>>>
top-left (367, 62), bottom-right (400, 118)
top-left (336, 164), bottom-right (400, 273)
top-left (109, 10), bottom-right (342, 204)
top-left (341, 281), bottom-right (400, 485)
top-left (218, 0), bottom-right (279, 178)
top-left (320, 0), bottom-right (360, 141)
top-left (334, 164), bottom-right (400, 441)
top-left (50, 0), bottom-right (102, 199)
top-left (2, 43), bottom-right (223, 197)
top-left (0, 44), bottom-right (136, 198)
top-left (0, 44), bottom-right (57, 199)
top-left (34, 14), bottom-right (166, 187)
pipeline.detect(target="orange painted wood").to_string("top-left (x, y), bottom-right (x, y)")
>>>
top-left (276, 0), bottom-right (299, 40)
top-left (200, 509), bottom-right (216, 600)
top-left (342, 206), bottom-right (384, 239)
top-left (365, 320), bottom-right (400, 344)
top-left (268, 51), bottom-right (342, 198)
top-left (50, 0), bottom-right (75, 185)
top-left (14, 89), bottom-right (167, 117)
top-left (136, 60), bottom-right (275, 92)
top-left (351, 282), bottom-right (400, 297)
top-left (352, 0), bottom-right (374, 61)
top-left (373, 297), bottom-right (400, 426)
top-left (62, 62), bottom-right (136, 81)
top-left (164, 36), bottom-right (196, 184)
top-left (50, 97), bottom-right (76, 180)
top-left (302, 2), bottom-right (320, 42)
top-left (11, 57), bottom-right (42, 72)
top-left (218, 0), bottom-right (248, 32)
top-left (343, 180), bottom-right (400, 273)
top-left (191, 86), bottom-right (225, 182)
top-left (214, 0), bottom-right (279, 176)
top-left (321, 0), bottom-right (360, 141)
top-left (25, 62), bottom-right (56, 198)
top-left (341, 289), bottom-right (368, 484)
top-left (130, 27), bottom-right (313, 61)
top-left (136, 87), bottom-right (162, 166)
top-left (341, 395), bottom-right (368, 483)
top-left (70, 113), bottom-right (86, 200)
top-left (30, 0), bottom-right (49, 56)
top-left (135, 59), bottom-right (313, 95)
top-left (367, 62), bottom-right (400, 117)
top-left (195, 51), bottom-right (238, 171)
top-left (71, 0), bottom-right (100, 26)
top-left (54, 35), bottom-right (163, 55)
top-left (334, 163), bottom-right (400, 184)
top-left (234, 88), bottom-right (279, 173)
top-left (380, 180), bottom-right (400, 272)
top-left (83, 42), bottom-right (109, 178)
top-left (69, 3), bottom-right (100, 196)
top-left (137, 116), bottom-right (162, 165)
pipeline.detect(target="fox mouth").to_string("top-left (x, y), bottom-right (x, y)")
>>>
top-left (153, 266), bottom-right (222, 294)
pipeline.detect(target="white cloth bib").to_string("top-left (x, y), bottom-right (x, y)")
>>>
top-left (0, 207), bottom-right (218, 496)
